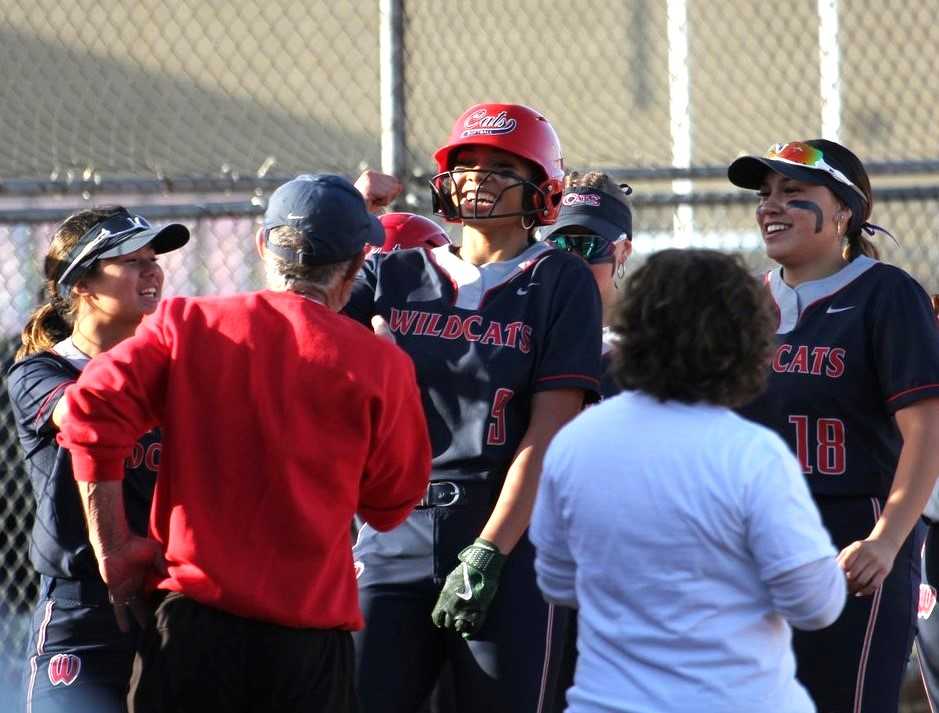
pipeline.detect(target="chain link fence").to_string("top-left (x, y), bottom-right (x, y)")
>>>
top-left (1, 0), bottom-right (938, 707)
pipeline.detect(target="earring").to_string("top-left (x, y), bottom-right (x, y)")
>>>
top-left (613, 260), bottom-right (626, 289)
top-left (836, 209), bottom-right (851, 236)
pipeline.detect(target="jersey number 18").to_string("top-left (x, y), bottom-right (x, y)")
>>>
top-left (788, 415), bottom-right (846, 475)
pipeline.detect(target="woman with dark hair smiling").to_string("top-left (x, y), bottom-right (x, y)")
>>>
top-left (7, 207), bottom-right (188, 713)
top-left (531, 249), bottom-right (846, 713)
top-left (730, 140), bottom-right (939, 713)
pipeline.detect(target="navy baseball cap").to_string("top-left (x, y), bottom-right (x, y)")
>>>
top-left (263, 174), bottom-right (384, 265)
top-left (57, 210), bottom-right (189, 297)
top-left (543, 186), bottom-right (632, 243)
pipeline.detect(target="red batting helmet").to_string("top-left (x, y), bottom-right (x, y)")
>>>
top-left (430, 103), bottom-right (565, 226)
top-left (378, 212), bottom-right (450, 252)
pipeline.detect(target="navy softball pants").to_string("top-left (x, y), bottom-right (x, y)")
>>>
top-left (353, 499), bottom-right (557, 713)
top-left (794, 495), bottom-right (921, 713)
top-left (21, 575), bottom-right (137, 713)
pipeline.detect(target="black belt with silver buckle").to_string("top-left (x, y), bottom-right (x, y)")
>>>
top-left (418, 481), bottom-right (464, 508)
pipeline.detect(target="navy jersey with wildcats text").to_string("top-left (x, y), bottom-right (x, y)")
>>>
top-left (738, 256), bottom-right (939, 497)
top-left (345, 241), bottom-right (602, 485)
top-left (7, 350), bottom-right (159, 579)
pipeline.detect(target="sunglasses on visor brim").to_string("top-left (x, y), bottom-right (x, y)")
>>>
top-left (729, 141), bottom-right (868, 204)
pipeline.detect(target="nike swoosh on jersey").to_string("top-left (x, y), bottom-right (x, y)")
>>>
top-left (826, 305), bottom-right (855, 314)
top-left (455, 563), bottom-right (473, 601)
top-left (517, 283), bottom-right (540, 295)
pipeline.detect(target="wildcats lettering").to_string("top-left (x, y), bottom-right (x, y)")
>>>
top-left (125, 441), bottom-right (161, 472)
top-left (388, 308), bottom-right (532, 353)
top-left (773, 344), bottom-right (845, 377)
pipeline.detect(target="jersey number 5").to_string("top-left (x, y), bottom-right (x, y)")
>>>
top-left (486, 388), bottom-right (515, 446)
top-left (788, 415), bottom-right (846, 475)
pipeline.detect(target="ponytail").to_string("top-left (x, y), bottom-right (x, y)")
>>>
top-left (16, 299), bottom-right (73, 361)
top-left (843, 232), bottom-right (879, 261)
top-left (828, 156), bottom-right (883, 262)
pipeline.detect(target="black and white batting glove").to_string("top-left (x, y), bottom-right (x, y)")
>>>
top-left (431, 538), bottom-right (506, 639)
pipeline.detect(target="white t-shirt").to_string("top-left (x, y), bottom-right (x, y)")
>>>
top-left (531, 391), bottom-right (844, 713)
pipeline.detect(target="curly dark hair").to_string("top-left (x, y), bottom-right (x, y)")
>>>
top-left (611, 249), bottom-right (776, 406)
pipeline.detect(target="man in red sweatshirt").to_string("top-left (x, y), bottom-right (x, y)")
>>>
top-left (57, 174), bottom-right (433, 713)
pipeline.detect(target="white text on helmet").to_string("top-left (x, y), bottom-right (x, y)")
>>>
top-left (461, 110), bottom-right (518, 138)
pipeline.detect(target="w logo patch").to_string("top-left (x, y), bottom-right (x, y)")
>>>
top-left (48, 653), bottom-right (81, 686)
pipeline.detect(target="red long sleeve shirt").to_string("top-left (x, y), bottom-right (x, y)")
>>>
top-left (59, 290), bottom-right (431, 629)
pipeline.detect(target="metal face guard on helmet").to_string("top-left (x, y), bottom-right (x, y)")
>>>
top-left (428, 168), bottom-right (549, 222)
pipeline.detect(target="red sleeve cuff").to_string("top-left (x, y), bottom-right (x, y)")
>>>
top-left (359, 490), bottom-right (425, 532)
top-left (70, 451), bottom-right (126, 482)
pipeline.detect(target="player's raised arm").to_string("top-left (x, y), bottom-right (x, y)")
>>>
top-left (354, 169), bottom-right (402, 213)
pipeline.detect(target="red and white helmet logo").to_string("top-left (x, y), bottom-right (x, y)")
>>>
top-left (461, 110), bottom-right (518, 138)
top-left (48, 653), bottom-right (81, 686)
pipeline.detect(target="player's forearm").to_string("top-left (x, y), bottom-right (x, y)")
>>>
top-left (480, 389), bottom-right (585, 554)
top-left (77, 481), bottom-right (132, 562)
top-left (871, 399), bottom-right (939, 548)
top-left (480, 442), bottom-right (543, 554)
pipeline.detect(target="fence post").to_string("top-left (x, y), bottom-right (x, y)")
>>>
top-left (818, 0), bottom-right (842, 140)
top-left (667, 0), bottom-right (694, 246)
top-left (380, 0), bottom-right (407, 199)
